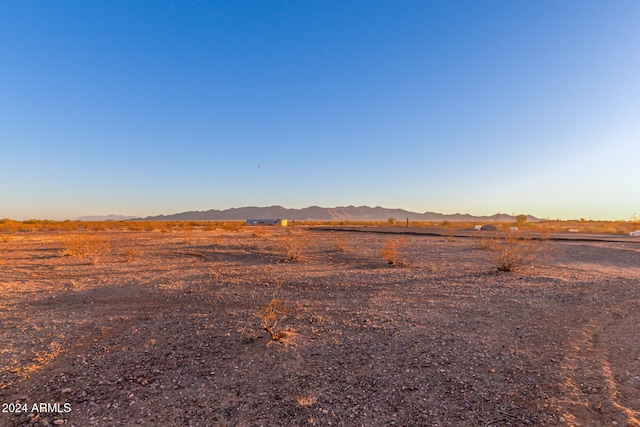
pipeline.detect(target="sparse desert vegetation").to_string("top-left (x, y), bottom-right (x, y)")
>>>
top-left (261, 297), bottom-right (290, 343)
top-left (296, 395), bottom-right (318, 407)
top-left (121, 246), bottom-right (140, 263)
top-left (486, 231), bottom-right (550, 272)
top-left (380, 237), bottom-right (405, 265)
top-left (1, 223), bottom-right (639, 426)
top-left (61, 235), bottom-right (111, 265)
top-left (1, 217), bottom-right (639, 235)
top-left (334, 234), bottom-right (349, 252)
top-left (280, 232), bottom-right (308, 261)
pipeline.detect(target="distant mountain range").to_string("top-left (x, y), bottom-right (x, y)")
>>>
top-left (76, 215), bottom-right (138, 221)
top-left (136, 205), bottom-right (537, 222)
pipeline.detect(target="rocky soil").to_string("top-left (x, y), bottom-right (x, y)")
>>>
top-left (1, 227), bottom-right (639, 426)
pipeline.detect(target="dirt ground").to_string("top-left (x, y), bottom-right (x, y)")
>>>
top-left (1, 227), bottom-right (639, 426)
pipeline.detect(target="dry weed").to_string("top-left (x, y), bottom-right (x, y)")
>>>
top-left (476, 232), bottom-right (497, 250)
top-left (181, 223), bottom-right (195, 244)
top-left (122, 247), bottom-right (140, 262)
top-left (251, 226), bottom-right (271, 238)
top-left (486, 232), bottom-right (548, 272)
top-left (381, 237), bottom-right (404, 265)
top-left (296, 396), bottom-right (317, 407)
top-left (220, 222), bottom-right (244, 232)
top-left (334, 235), bottom-right (348, 252)
top-left (62, 235), bottom-right (111, 264)
top-left (261, 298), bottom-right (289, 343)
top-left (281, 233), bottom-right (308, 261)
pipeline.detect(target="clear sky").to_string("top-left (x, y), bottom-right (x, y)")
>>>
top-left (1, 1), bottom-right (639, 221)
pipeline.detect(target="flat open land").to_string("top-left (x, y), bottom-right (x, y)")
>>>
top-left (1, 227), bottom-right (639, 426)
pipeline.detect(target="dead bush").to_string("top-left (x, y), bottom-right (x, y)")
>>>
top-left (261, 298), bottom-right (289, 344)
top-left (381, 237), bottom-right (404, 265)
top-left (62, 235), bottom-right (111, 264)
top-left (334, 235), bottom-right (348, 252)
top-left (281, 233), bottom-right (308, 261)
top-left (181, 223), bottom-right (195, 244)
top-left (486, 232), bottom-right (548, 272)
top-left (296, 395), bottom-right (317, 407)
top-left (122, 247), bottom-right (140, 262)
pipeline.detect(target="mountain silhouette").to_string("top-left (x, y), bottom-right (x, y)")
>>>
top-left (140, 205), bottom-right (535, 222)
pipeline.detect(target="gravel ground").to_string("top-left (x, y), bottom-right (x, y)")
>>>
top-left (1, 227), bottom-right (639, 426)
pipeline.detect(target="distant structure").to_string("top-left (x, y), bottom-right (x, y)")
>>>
top-left (246, 219), bottom-right (288, 226)
top-left (480, 224), bottom-right (498, 231)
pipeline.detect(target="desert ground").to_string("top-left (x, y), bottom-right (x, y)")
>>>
top-left (1, 225), bottom-right (639, 426)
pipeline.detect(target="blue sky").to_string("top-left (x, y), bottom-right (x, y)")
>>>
top-left (1, 1), bottom-right (639, 220)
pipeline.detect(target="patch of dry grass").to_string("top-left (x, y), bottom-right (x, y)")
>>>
top-left (476, 231), bottom-right (497, 250)
top-left (334, 235), bottom-right (349, 252)
top-left (2, 217), bottom-right (639, 235)
top-left (62, 235), bottom-right (111, 264)
top-left (121, 247), bottom-right (140, 263)
top-left (220, 222), bottom-right (244, 232)
top-left (250, 226), bottom-right (271, 238)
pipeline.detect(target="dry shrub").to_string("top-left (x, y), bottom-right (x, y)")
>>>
top-left (261, 298), bottom-right (289, 343)
top-left (334, 235), bottom-right (348, 252)
top-left (145, 222), bottom-right (162, 232)
top-left (281, 233), bottom-right (308, 261)
top-left (221, 222), bottom-right (243, 232)
top-left (476, 232), bottom-right (497, 250)
top-left (487, 232), bottom-right (548, 272)
top-left (251, 226), bottom-right (271, 238)
top-left (62, 235), bottom-right (111, 264)
top-left (381, 237), bottom-right (404, 265)
top-left (296, 396), bottom-right (317, 407)
top-left (86, 221), bottom-right (110, 232)
top-left (122, 247), bottom-right (140, 262)
top-left (1, 219), bottom-right (20, 233)
top-left (124, 222), bottom-right (144, 232)
top-left (181, 223), bottom-right (195, 244)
